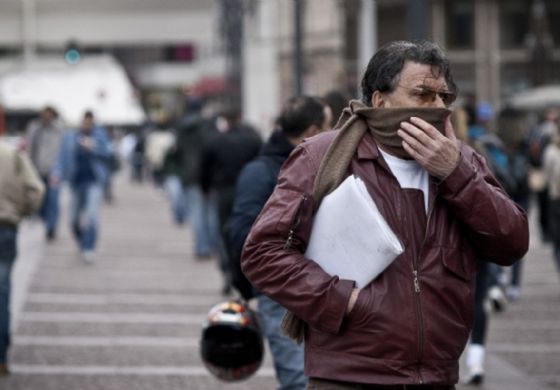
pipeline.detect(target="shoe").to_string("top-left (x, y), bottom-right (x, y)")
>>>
top-left (464, 344), bottom-right (485, 386)
top-left (0, 363), bottom-right (10, 376)
top-left (46, 229), bottom-right (56, 242)
top-left (463, 371), bottom-right (484, 385)
top-left (487, 285), bottom-right (507, 313)
top-left (81, 251), bottom-right (95, 264)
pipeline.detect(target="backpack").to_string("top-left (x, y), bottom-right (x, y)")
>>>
top-left (473, 134), bottom-right (519, 197)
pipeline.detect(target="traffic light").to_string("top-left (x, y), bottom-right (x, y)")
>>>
top-left (64, 41), bottom-right (81, 64)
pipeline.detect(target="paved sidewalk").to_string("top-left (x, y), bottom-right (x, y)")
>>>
top-left (2, 177), bottom-right (559, 389)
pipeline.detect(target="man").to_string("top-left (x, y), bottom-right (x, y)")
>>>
top-left (544, 132), bottom-right (560, 272)
top-left (0, 139), bottom-right (44, 374)
top-left (528, 107), bottom-right (559, 243)
top-left (25, 106), bottom-right (65, 241)
top-left (228, 96), bottom-right (332, 390)
top-left (241, 41), bottom-right (529, 389)
top-left (176, 97), bottom-right (219, 258)
top-left (199, 106), bottom-right (262, 295)
top-left (52, 111), bottom-right (111, 263)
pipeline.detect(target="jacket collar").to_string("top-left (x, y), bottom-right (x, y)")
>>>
top-left (356, 132), bottom-right (380, 161)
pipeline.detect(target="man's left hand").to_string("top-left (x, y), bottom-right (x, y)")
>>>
top-left (397, 116), bottom-right (459, 179)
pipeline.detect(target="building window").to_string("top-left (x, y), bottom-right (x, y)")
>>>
top-left (445, 0), bottom-right (474, 49)
top-left (500, 0), bottom-right (531, 49)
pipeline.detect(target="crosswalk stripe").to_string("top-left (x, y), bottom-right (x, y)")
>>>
top-left (10, 365), bottom-right (275, 377)
top-left (26, 292), bottom-right (220, 305)
top-left (14, 336), bottom-right (200, 347)
top-left (20, 312), bottom-right (205, 324)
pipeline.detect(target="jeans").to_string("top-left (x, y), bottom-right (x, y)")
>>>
top-left (70, 182), bottom-right (103, 252)
top-left (39, 176), bottom-right (60, 235)
top-left (164, 176), bottom-right (187, 225)
top-left (184, 185), bottom-right (218, 257)
top-left (0, 227), bottom-right (16, 363)
top-left (257, 294), bottom-right (307, 390)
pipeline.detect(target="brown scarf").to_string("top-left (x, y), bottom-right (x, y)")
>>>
top-left (282, 100), bottom-right (451, 342)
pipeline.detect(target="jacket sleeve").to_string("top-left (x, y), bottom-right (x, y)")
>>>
top-left (15, 152), bottom-right (45, 217)
top-left (241, 144), bottom-right (355, 334)
top-left (91, 128), bottom-right (112, 160)
top-left (228, 160), bottom-right (275, 263)
top-left (438, 143), bottom-right (529, 265)
top-left (50, 133), bottom-right (72, 182)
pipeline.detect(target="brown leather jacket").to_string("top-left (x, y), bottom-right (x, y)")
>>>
top-left (241, 130), bottom-right (529, 385)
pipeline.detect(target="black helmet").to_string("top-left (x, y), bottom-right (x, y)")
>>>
top-left (200, 300), bottom-right (264, 381)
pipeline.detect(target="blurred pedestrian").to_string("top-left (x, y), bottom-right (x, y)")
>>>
top-left (161, 136), bottom-right (187, 225)
top-left (497, 108), bottom-right (531, 301)
top-left (544, 132), bottom-right (560, 272)
top-left (528, 108), bottom-right (559, 242)
top-left (25, 106), bottom-right (64, 241)
top-left (323, 90), bottom-right (350, 128)
top-left (51, 111), bottom-right (112, 263)
top-left (130, 132), bottom-right (145, 183)
top-left (175, 97), bottom-right (219, 258)
top-left (200, 105), bottom-right (262, 295)
top-left (241, 40), bottom-right (529, 389)
top-left (0, 139), bottom-right (44, 374)
top-left (228, 95), bottom-right (331, 390)
top-left (104, 126), bottom-right (120, 203)
top-left (145, 120), bottom-right (175, 186)
top-left (463, 102), bottom-right (524, 385)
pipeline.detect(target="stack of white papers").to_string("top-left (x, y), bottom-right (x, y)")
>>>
top-left (305, 175), bottom-right (404, 288)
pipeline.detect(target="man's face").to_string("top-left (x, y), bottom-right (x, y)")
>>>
top-left (41, 110), bottom-right (55, 125)
top-left (81, 117), bottom-right (94, 134)
top-left (372, 61), bottom-right (455, 109)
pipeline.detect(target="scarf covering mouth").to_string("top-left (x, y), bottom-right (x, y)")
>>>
top-left (350, 101), bottom-right (452, 159)
top-left (281, 100), bottom-right (452, 343)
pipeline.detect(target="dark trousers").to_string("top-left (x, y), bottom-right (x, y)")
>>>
top-left (307, 378), bottom-right (455, 390)
top-left (471, 261), bottom-right (490, 345)
top-left (0, 226), bottom-right (16, 363)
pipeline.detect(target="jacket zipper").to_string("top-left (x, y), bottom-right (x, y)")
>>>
top-left (284, 194), bottom-right (308, 250)
top-left (412, 193), bottom-right (436, 384)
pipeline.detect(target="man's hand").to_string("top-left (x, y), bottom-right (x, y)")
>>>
top-left (79, 136), bottom-right (96, 151)
top-left (397, 116), bottom-right (460, 179)
top-left (346, 288), bottom-right (361, 315)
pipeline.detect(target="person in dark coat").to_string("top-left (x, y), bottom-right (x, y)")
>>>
top-left (199, 106), bottom-right (262, 294)
top-left (227, 96), bottom-right (332, 390)
top-left (175, 98), bottom-right (219, 258)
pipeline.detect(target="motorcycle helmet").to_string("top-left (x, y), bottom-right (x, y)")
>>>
top-left (200, 300), bottom-right (264, 381)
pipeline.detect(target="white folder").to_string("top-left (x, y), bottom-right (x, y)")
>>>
top-left (305, 175), bottom-right (404, 288)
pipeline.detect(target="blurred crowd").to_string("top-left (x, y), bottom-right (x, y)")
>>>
top-left (0, 76), bottom-right (558, 386)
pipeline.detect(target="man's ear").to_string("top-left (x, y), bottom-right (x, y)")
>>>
top-left (372, 91), bottom-right (385, 108)
top-left (304, 125), bottom-right (320, 138)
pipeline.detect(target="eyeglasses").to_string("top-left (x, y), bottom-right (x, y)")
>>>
top-left (397, 84), bottom-right (457, 106)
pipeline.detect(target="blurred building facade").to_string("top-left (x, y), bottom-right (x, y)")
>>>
top-left (244, 0), bottom-right (560, 131)
top-left (0, 0), bottom-right (558, 133)
top-left (0, 0), bottom-right (226, 126)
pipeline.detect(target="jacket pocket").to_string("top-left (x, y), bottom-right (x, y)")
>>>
top-left (271, 189), bottom-right (309, 250)
top-left (345, 287), bottom-right (374, 329)
top-left (440, 246), bottom-right (475, 332)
